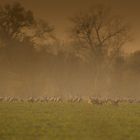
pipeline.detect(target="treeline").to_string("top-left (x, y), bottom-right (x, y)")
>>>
top-left (0, 2), bottom-right (139, 97)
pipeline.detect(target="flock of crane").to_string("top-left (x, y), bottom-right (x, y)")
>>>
top-left (0, 96), bottom-right (140, 105)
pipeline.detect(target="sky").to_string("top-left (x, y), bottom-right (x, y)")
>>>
top-left (0, 0), bottom-right (140, 53)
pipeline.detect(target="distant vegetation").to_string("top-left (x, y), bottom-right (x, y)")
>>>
top-left (0, 2), bottom-right (139, 98)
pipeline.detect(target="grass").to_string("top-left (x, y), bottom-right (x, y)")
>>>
top-left (0, 103), bottom-right (139, 140)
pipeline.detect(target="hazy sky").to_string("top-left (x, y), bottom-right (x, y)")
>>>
top-left (0, 0), bottom-right (140, 53)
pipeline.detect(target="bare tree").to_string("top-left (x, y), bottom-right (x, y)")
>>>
top-left (70, 5), bottom-right (130, 94)
top-left (70, 5), bottom-right (130, 62)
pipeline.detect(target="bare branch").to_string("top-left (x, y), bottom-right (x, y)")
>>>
top-left (70, 4), bottom-right (130, 60)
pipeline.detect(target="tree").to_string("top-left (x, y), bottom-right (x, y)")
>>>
top-left (70, 5), bottom-right (130, 94)
top-left (70, 5), bottom-right (130, 62)
top-left (19, 19), bottom-right (57, 52)
top-left (0, 2), bottom-right (56, 51)
top-left (0, 2), bottom-right (35, 42)
top-left (127, 51), bottom-right (140, 73)
top-left (0, 2), bottom-right (57, 96)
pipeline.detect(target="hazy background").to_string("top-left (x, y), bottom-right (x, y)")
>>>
top-left (0, 0), bottom-right (140, 53)
top-left (0, 0), bottom-right (140, 98)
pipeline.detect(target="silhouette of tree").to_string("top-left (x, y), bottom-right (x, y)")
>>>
top-left (70, 5), bottom-right (130, 62)
top-left (0, 2), bottom-right (35, 42)
top-left (0, 2), bottom-right (57, 96)
top-left (70, 5), bottom-right (130, 94)
top-left (0, 2), bottom-right (56, 50)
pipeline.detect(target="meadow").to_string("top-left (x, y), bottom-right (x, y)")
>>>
top-left (0, 103), bottom-right (140, 140)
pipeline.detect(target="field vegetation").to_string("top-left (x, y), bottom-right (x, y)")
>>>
top-left (0, 103), bottom-right (139, 140)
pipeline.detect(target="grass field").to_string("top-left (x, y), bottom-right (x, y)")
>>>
top-left (0, 103), bottom-right (140, 140)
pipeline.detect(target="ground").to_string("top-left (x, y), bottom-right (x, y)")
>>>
top-left (0, 103), bottom-right (139, 140)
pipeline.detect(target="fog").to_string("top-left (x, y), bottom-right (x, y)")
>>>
top-left (0, 2), bottom-right (140, 98)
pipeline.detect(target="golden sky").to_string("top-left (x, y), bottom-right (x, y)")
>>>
top-left (0, 0), bottom-right (140, 53)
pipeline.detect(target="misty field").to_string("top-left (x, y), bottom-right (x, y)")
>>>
top-left (0, 103), bottom-right (140, 140)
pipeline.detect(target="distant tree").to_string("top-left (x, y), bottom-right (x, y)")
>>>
top-left (70, 5), bottom-right (131, 94)
top-left (0, 2), bottom-right (57, 96)
top-left (0, 2), bottom-right (35, 42)
top-left (127, 51), bottom-right (140, 73)
top-left (0, 2), bottom-right (56, 50)
top-left (19, 19), bottom-right (57, 52)
top-left (70, 5), bottom-right (130, 63)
